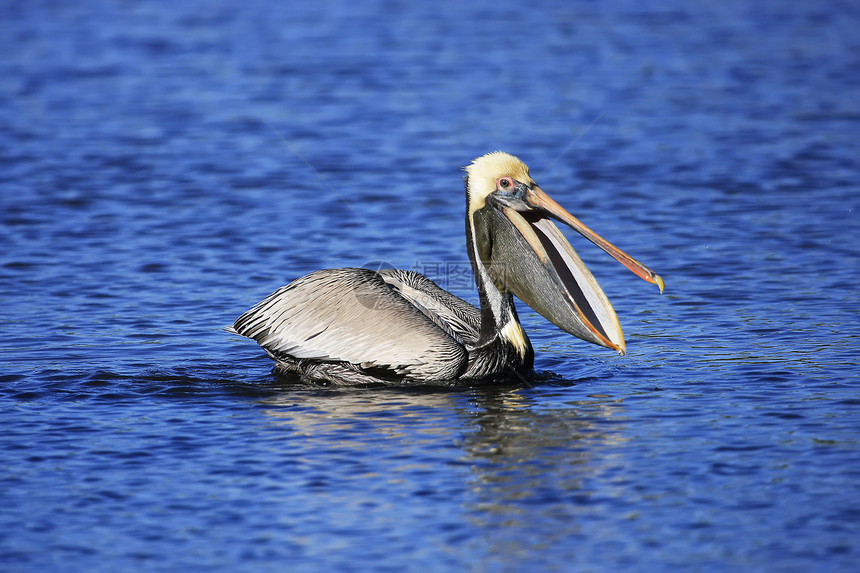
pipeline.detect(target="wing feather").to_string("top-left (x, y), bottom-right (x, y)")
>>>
top-left (377, 269), bottom-right (480, 346)
top-left (233, 268), bottom-right (468, 380)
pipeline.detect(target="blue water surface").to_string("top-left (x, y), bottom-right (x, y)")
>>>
top-left (2, 0), bottom-right (859, 571)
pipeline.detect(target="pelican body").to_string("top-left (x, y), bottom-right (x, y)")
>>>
top-left (232, 152), bottom-right (663, 385)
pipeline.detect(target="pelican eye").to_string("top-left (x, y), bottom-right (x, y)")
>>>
top-left (497, 177), bottom-right (515, 191)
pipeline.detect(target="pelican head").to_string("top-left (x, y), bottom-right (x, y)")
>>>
top-left (465, 151), bottom-right (663, 354)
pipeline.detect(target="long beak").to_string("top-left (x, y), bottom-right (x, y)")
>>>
top-left (484, 185), bottom-right (663, 355)
top-left (527, 186), bottom-right (665, 293)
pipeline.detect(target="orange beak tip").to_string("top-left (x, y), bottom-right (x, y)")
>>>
top-left (655, 274), bottom-right (665, 294)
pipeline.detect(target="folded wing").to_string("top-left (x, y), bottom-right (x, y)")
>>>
top-left (232, 268), bottom-right (469, 381)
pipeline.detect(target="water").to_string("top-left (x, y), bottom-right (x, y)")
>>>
top-left (2, 0), bottom-right (859, 570)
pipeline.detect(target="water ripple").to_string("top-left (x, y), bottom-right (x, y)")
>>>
top-left (1, 0), bottom-right (859, 571)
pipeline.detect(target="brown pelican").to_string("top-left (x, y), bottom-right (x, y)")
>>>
top-left (232, 151), bottom-right (664, 385)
